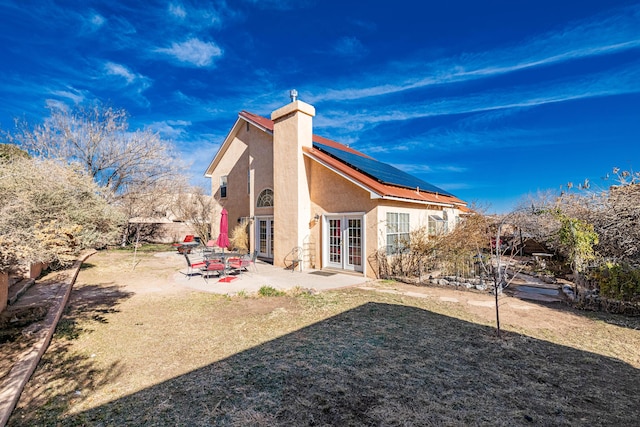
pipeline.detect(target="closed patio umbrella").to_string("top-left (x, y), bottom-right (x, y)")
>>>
top-left (216, 208), bottom-right (230, 249)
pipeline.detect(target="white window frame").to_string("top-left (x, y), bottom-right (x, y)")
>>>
top-left (428, 214), bottom-right (447, 236)
top-left (322, 212), bottom-right (365, 273)
top-left (256, 188), bottom-right (274, 208)
top-left (386, 212), bottom-right (410, 254)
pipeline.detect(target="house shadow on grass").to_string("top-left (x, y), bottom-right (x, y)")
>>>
top-left (15, 302), bottom-right (640, 426)
top-left (58, 283), bottom-right (134, 338)
top-left (8, 283), bottom-right (132, 425)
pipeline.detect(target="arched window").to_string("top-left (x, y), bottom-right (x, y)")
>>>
top-left (257, 189), bottom-right (274, 207)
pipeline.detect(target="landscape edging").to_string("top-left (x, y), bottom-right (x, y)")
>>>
top-left (0, 250), bottom-right (95, 427)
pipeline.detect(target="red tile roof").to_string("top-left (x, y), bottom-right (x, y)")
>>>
top-left (239, 110), bottom-right (466, 207)
top-left (239, 111), bottom-right (273, 132)
top-left (240, 110), bottom-right (372, 158)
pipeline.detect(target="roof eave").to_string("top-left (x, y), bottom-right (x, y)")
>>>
top-left (377, 195), bottom-right (458, 208)
top-left (304, 148), bottom-right (467, 208)
top-left (204, 113), bottom-right (273, 177)
top-left (303, 150), bottom-right (384, 199)
top-left (204, 117), bottom-right (243, 177)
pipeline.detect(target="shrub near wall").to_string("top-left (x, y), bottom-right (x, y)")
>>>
top-left (592, 262), bottom-right (640, 302)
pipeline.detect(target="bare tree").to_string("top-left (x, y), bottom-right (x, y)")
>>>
top-left (474, 212), bottom-right (528, 338)
top-left (3, 102), bottom-right (197, 249)
top-left (168, 186), bottom-right (213, 243)
top-left (575, 170), bottom-right (640, 262)
top-left (4, 102), bottom-right (184, 198)
top-left (526, 168), bottom-right (640, 263)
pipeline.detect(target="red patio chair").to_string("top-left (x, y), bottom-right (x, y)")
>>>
top-left (227, 257), bottom-right (245, 273)
top-left (229, 252), bottom-right (257, 273)
top-left (173, 235), bottom-right (197, 253)
top-left (183, 253), bottom-right (207, 279)
top-left (246, 250), bottom-right (258, 272)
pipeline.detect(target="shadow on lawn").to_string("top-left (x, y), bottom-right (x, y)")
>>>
top-left (57, 283), bottom-right (134, 339)
top-left (8, 283), bottom-right (132, 425)
top-left (14, 302), bottom-right (640, 426)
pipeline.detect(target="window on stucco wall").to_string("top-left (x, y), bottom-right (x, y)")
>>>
top-left (428, 214), bottom-right (447, 236)
top-left (257, 189), bottom-right (273, 207)
top-left (386, 212), bottom-right (410, 254)
top-left (220, 175), bottom-right (228, 198)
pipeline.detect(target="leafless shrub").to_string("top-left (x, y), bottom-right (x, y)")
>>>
top-left (229, 224), bottom-right (249, 253)
top-left (0, 157), bottom-right (124, 271)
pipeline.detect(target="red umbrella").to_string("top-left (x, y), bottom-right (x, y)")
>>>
top-left (216, 208), bottom-right (230, 249)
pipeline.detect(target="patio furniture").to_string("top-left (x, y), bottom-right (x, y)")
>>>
top-left (226, 250), bottom-right (259, 274)
top-left (203, 240), bottom-right (217, 254)
top-left (177, 241), bottom-right (199, 254)
top-left (173, 235), bottom-right (198, 253)
top-left (227, 256), bottom-right (242, 272)
top-left (285, 246), bottom-right (302, 272)
top-left (183, 253), bottom-right (207, 279)
top-left (246, 250), bottom-right (258, 272)
top-left (200, 259), bottom-right (226, 283)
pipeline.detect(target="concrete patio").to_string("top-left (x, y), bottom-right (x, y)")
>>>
top-left (171, 255), bottom-right (371, 295)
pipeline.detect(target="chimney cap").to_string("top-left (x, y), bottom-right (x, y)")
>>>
top-left (289, 89), bottom-right (298, 102)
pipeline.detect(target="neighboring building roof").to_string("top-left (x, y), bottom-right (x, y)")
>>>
top-left (232, 110), bottom-right (467, 207)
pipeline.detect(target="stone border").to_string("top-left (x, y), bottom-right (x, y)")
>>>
top-left (8, 278), bottom-right (35, 306)
top-left (0, 250), bottom-right (95, 427)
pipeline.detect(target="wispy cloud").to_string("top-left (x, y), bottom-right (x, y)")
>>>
top-left (97, 61), bottom-right (152, 106)
top-left (307, 4), bottom-right (640, 103)
top-left (164, 2), bottom-right (229, 30)
top-left (367, 126), bottom-right (553, 156)
top-left (332, 36), bottom-right (368, 59)
top-left (392, 164), bottom-right (467, 174)
top-left (315, 64), bottom-right (640, 131)
top-left (155, 38), bottom-right (223, 67)
top-left (48, 88), bottom-right (86, 104)
top-left (88, 12), bottom-right (105, 29)
top-left (148, 119), bottom-right (192, 139)
top-left (104, 62), bottom-right (139, 84)
top-left (168, 3), bottom-right (187, 19)
top-left (241, 0), bottom-right (314, 11)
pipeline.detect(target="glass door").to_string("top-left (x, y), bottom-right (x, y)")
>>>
top-left (327, 218), bottom-right (342, 269)
top-left (347, 217), bottom-right (362, 270)
top-left (325, 215), bottom-right (363, 272)
top-left (256, 217), bottom-right (274, 259)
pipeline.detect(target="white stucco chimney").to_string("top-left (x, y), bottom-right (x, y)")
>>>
top-left (271, 98), bottom-right (316, 269)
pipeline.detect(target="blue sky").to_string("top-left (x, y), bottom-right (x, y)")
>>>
top-left (1, 0), bottom-right (639, 213)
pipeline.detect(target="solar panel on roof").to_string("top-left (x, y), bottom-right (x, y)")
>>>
top-left (313, 142), bottom-right (454, 197)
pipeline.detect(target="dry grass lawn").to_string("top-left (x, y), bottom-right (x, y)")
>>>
top-left (7, 250), bottom-right (640, 426)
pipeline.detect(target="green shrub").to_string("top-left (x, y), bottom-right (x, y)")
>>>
top-left (258, 286), bottom-right (285, 297)
top-left (592, 262), bottom-right (640, 302)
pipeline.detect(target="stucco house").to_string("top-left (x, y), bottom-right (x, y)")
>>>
top-left (205, 96), bottom-right (468, 278)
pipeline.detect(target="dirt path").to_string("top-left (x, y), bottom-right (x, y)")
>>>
top-left (358, 281), bottom-right (572, 333)
top-left (507, 272), bottom-right (567, 303)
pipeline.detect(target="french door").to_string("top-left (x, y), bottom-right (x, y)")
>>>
top-left (256, 217), bottom-right (274, 259)
top-left (325, 215), bottom-right (363, 272)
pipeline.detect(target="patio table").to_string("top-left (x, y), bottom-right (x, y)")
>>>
top-left (203, 252), bottom-right (245, 276)
top-left (177, 241), bottom-right (200, 254)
